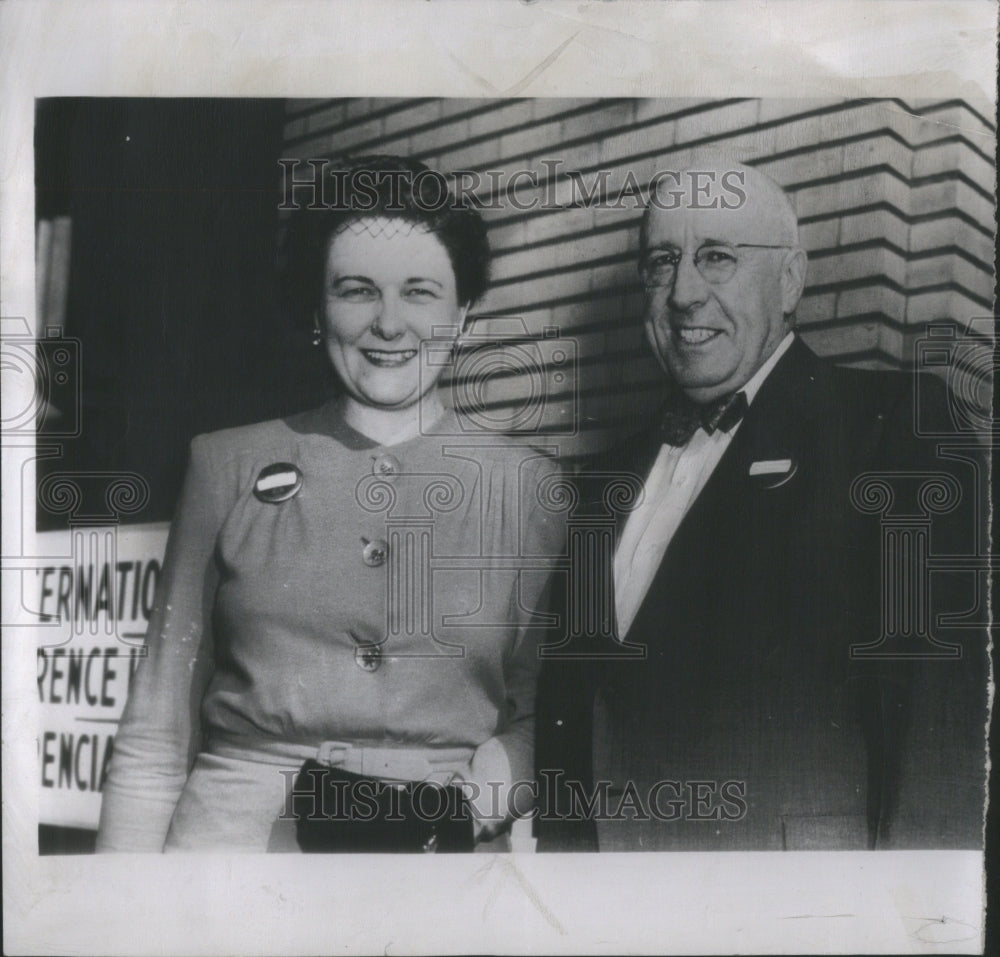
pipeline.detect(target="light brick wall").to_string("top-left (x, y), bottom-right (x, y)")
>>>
top-left (282, 97), bottom-right (995, 456)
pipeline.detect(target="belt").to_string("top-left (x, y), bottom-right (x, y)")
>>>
top-left (315, 741), bottom-right (463, 785)
top-left (206, 734), bottom-right (474, 786)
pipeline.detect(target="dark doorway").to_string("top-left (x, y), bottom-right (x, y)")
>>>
top-left (35, 97), bottom-right (332, 531)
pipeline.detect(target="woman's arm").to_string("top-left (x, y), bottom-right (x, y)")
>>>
top-left (95, 435), bottom-right (225, 851)
top-left (463, 453), bottom-right (566, 836)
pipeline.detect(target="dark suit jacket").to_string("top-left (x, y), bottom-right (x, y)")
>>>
top-left (536, 338), bottom-right (986, 851)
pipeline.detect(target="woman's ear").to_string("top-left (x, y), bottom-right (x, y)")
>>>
top-left (781, 247), bottom-right (808, 315)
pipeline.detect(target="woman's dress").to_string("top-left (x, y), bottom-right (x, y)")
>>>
top-left (96, 402), bottom-right (564, 851)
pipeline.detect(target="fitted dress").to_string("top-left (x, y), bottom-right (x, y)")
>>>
top-left (96, 402), bottom-right (564, 851)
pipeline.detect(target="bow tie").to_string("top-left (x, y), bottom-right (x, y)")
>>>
top-left (660, 390), bottom-right (748, 446)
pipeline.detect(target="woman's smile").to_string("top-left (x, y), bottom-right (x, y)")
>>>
top-left (321, 220), bottom-right (468, 418)
top-left (360, 347), bottom-right (419, 367)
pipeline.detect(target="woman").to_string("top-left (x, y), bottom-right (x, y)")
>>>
top-left (96, 156), bottom-right (564, 852)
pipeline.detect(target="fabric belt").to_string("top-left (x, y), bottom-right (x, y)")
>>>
top-left (206, 734), bottom-right (474, 786)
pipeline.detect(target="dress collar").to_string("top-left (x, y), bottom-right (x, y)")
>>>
top-left (288, 399), bottom-right (462, 451)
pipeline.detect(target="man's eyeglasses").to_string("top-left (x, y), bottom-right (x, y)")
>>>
top-left (639, 243), bottom-right (794, 288)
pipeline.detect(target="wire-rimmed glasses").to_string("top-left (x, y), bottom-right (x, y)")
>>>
top-left (639, 243), bottom-right (794, 288)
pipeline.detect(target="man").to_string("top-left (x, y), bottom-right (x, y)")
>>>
top-left (535, 160), bottom-right (986, 852)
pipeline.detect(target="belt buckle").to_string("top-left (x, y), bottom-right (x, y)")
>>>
top-left (360, 750), bottom-right (433, 782)
top-left (316, 742), bottom-right (350, 767)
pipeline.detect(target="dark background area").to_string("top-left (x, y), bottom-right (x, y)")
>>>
top-left (34, 96), bottom-right (336, 853)
top-left (35, 97), bottom-right (335, 531)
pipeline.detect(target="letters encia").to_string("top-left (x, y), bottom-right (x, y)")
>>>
top-left (40, 731), bottom-right (114, 793)
top-left (37, 647), bottom-right (144, 793)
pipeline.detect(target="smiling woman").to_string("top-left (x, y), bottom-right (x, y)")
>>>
top-left (320, 218), bottom-right (467, 429)
top-left (95, 156), bottom-right (565, 854)
top-left (282, 156), bottom-right (491, 443)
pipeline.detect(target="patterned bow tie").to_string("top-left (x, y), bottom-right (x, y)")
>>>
top-left (660, 390), bottom-right (748, 446)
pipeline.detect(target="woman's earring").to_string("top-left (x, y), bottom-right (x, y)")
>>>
top-left (312, 313), bottom-right (323, 347)
top-left (452, 308), bottom-right (470, 355)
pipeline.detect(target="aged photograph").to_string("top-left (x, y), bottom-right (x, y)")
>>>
top-left (29, 95), bottom-right (993, 859)
top-left (2, 3), bottom-right (995, 953)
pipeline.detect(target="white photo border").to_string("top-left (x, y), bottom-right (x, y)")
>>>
top-left (2, 2), bottom-right (995, 955)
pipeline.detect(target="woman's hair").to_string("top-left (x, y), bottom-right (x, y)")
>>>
top-left (281, 154), bottom-right (491, 324)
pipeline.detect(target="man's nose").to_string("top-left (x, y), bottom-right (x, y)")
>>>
top-left (668, 253), bottom-right (710, 312)
top-left (371, 296), bottom-right (406, 339)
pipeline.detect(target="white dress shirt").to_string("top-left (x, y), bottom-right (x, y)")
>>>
top-left (613, 333), bottom-right (795, 638)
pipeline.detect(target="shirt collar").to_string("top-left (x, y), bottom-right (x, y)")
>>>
top-left (742, 331), bottom-right (796, 407)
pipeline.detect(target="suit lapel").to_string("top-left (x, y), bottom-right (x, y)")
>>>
top-left (626, 338), bottom-right (828, 638)
top-left (582, 425), bottom-right (663, 537)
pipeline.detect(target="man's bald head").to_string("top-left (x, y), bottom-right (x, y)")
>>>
top-left (641, 160), bottom-right (799, 253)
top-left (639, 159), bottom-right (808, 403)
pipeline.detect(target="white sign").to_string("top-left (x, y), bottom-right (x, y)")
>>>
top-left (32, 523), bottom-right (169, 829)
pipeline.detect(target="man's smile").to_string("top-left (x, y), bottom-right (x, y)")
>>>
top-left (673, 326), bottom-right (723, 345)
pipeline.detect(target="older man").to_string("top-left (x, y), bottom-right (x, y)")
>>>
top-left (535, 161), bottom-right (985, 852)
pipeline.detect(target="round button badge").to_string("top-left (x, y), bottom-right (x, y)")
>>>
top-left (253, 463), bottom-right (303, 504)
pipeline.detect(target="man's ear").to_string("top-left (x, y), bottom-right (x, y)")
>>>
top-left (781, 247), bottom-right (808, 315)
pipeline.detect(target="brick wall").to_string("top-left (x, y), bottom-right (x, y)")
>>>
top-left (282, 97), bottom-right (996, 456)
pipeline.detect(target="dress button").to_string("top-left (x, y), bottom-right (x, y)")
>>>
top-left (362, 539), bottom-right (389, 567)
top-left (355, 644), bottom-right (382, 672)
top-left (372, 454), bottom-right (402, 480)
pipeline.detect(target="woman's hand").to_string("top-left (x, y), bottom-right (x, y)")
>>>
top-left (457, 737), bottom-right (518, 844)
